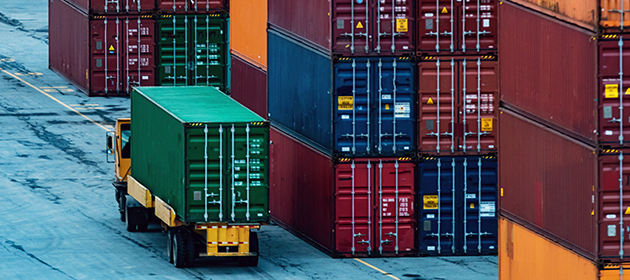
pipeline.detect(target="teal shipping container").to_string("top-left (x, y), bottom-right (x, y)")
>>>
top-left (156, 14), bottom-right (230, 92)
top-left (130, 87), bottom-right (269, 224)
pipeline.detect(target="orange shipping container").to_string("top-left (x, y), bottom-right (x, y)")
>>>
top-left (600, 264), bottom-right (630, 280)
top-left (601, 0), bottom-right (630, 32)
top-left (230, 0), bottom-right (267, 69)
top-left (499, 217), bottom-right (598, 280)
top-left (503, 0), bottom-right (596, 31)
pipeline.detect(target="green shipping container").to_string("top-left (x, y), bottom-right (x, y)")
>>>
top-left (130, 87), bottom-right (269, 224)
top-left (156, 14), bottom-right (230, 92)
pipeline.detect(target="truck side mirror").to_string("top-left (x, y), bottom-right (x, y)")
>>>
top-left (106, 131), bottom-right (115, 163)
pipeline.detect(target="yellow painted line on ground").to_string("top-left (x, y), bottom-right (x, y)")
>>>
top-left (354, 258), bottom-right (400, 280)
top-left (0, 68), bottom-right (112, 131)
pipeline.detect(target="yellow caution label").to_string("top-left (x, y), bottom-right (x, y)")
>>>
top-left (385, 104), bottom-right (390, 110)
top-left (500, 188), bottom-right (503, 196)
top-left (396, 18), bottom-right (408, 32)
top-left (424, 195), bottom-right (438, 209)
top-left (481, 118), bottom-right (493, 131)
top-left (427, 97), bottom-right (434, 105)
top-left (470, 203), bottom-right (475, 209)
top-left (109, 45), bottom-right (115, 51)
top-left (625, 207), bottom-right (630, 215)
top-left (356, 21), bottom-right (364, 29)
top-left (591, 210), bottom-right (594, 216)
top-left (606, 84), bottom-right (619, 98)
top-left (441, 7), bottom-right (449, 13)
top-left (626, 88), bottom-right (630, 95)
top-left (338, 96), bottom-right (353, 110)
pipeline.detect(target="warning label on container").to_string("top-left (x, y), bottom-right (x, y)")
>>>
top-left (109, 45), bottom-right (115, 51)
top-left (481, 118), bottom-right (493, 131)
top-left (396, 18), bottom-right (408, 32)
top-left (427, 98), bottom-right (434, 105)
top-left (605, 84), bottom-right (619, 98)
top-left (395, 102), bottom-right (410, 118)
top-left (356, 21), bottom-right (364, 29)
top-left (338, 96), bottom-right (353, 110)
top-left (423, 195), bottom-right (438, 210)
top-left (441, 7), bottom-right (449, 13)
top-left (480, 201), bottom-right (495, 217)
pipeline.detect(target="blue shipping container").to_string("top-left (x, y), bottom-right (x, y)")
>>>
top-left (334, 57), bottom-right (415, 157)
top-left (268, 29), bottom-right (333, 150)
top-left (418, 156), bottom-right (498, 256)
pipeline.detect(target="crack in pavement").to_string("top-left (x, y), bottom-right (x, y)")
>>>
top-left (436, 257), bottom-right (496, 277)
top-left (4, 239), bottom-right (77, 279)
top-left (0, 11), bottom-right (48, 44)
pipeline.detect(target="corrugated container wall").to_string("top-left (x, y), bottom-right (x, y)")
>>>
top-left (268, 30), bottom-right (332, 150)
top-left (230, 0), bottom-right (267, 68)
top-left (599, 37), bottom-right (630, 147)
top-left (416, 0), bottom-right (497, 55)
top-left (600, 264), bottom-right (630, 279)
top-left (598, 148), bottom-right (630, 263)
top-left (499, 1), bottom-right (597, 144)
top-left (418, 56), bottom-right (498, 156)
top-left (498, 109), bottom-right (598, 260)
top-left (49, 0), bottom-right (90, 93)
top-left (418, 156), bottom-right (498, 256)
top-left (60, 0), bottom-right (155, 14)
top-left (601, 0), bottom-right (630, 33)
top-left (499, 217), bottom-right (599, 280)
top-left (268, 0), bottom-right (330, 50)
top-left (231, 54), bottom-right (267, 118)
top-left (131, 87), bottom-right (269, 224)
top-left (157, 0), bottom-right (228, 13)
top-left (503, 0), bottom-right (596, 31)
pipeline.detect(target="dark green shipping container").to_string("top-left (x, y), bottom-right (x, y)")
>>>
top-left (131, 87), bottom-right (268, 224)
top-left (156, 14), bottom-right (230, 92)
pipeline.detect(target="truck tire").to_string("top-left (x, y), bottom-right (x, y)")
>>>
top-left (173, 230), bottom-right (189, 268)
top-left (240, 232), bottom-right (259, 267)
top-left (117, 188), bottom-right (126, 222)
top-left (167, 230), bottom-right (174, 263)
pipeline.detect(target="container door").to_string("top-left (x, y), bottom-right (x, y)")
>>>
top-left (225, 123), bottom-right (270, 223)
top-left (91, 18), bottom-right (123, 95)
top-left (459, 58), bottom-right (497, 153)
top-left (157, 15), bottom-right (189, 86)
top-left (123, 18), bottom-right (156, 93)
top-left (373, 0), bottom-right (413, 54)
top-left (459, 0), bottom-right (496, 53)
top-left (158, 0), bottom-right (227, 12)
top-left (599, 38), bottom-right (630, 146)
top-left (334, 58), bottom-right (371, 156)
top-left (190, 14), bottom-right (229, 91)
top-left (332, 0), bottom-right (370, 54)
top-left (374, 160), bottom-right (416, 256)
top-left (375, 58), bottom-right (415, 156)
top-left (418, 58), bottom-right (458, 154)
top-left (417, 0), bottom-right (456, 53)
top-left (599, 149), bottom-right (630, 262)
top-left (461, 156), bottom-right (497, 255)
top-left (418, 157), bottom-right (457, 255)
top-left (335, 160), bottom-right (373, 256)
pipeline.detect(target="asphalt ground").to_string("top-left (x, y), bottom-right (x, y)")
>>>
top-left (0, 1), bottom-right (498, 279)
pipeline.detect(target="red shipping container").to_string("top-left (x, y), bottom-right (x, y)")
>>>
top-left (499, 1), bottom-right (597, 144)
top-left (157, 0), bottom-right (228, 14)
top-left (230, 54), bottom-right (268, 118)
top-left (60, 0), bottom-right (155, 14)
top-left (269, 0), bottom-right (413, 55)
top-left (418, 55), bottom-right (498, 156)
top-left (599, 36), bottom-right (630, 148)
top-left (499, 108), bottom-right (598, 260)
top-left (270, 126), bottom-right (416, 257)
top-left (599, 148), bottom-right (630, 263)
top-left (417, 0), bottom-right (497, 55)
top-left (50, 0), bottom-right (156, 96)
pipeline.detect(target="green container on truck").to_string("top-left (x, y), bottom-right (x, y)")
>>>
top-left (156, 14), bottom-right (230, 92)
top-left (107, 86), bottom-right (268, 267)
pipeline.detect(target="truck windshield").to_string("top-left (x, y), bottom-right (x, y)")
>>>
top-left (120, 124), bottom-right (131, 159)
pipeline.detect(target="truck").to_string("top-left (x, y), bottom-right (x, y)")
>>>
top-left (106, 86), bottom-right (269, 267)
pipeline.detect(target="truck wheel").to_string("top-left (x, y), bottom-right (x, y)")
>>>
top-left (136, 209), bottom-right (148, 232)
top-left (240, 232), bottom-right (259, 267)
top-left (117, 189), bottom-right (126, 222)
top-left (186, 232), bottom-right (197, 267)
top-left (173, 230), bottom-right (189, 268)
top-left (167, 230), bottom-right (174, 263)
top-left (125, 195), bottom-right (137, 232)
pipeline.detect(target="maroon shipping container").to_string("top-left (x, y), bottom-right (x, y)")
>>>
top-left (50, 0), bottom-right (156, 96)
top-left (417, 0), bottom-right (497, 55)
top-left (157, 0), bottom-right (228, 13)
top-left (599, 36), bottom-right (630, 148)
top-left (418, 55), bottom-right (498, 156)
top-left (60, 0), bottom-right (155, 14)
top-left (270, 126), bottom-right (416, 257)
top-left (498, 108), bottom-right (598, 260)
top-left (499, 1), bottom-right (598, 144)
top-left (599, 148), bottom-right (630, 262)
top-left (230, 54), bottom-right (267, 118)
top-left (269, 0), bottom-right (413, 55)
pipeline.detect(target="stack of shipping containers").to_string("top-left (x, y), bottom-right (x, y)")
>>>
top-left (49, 0), bottom-right (230, 96)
